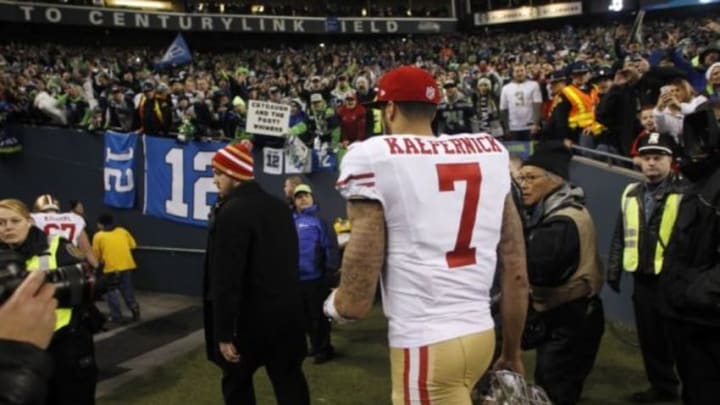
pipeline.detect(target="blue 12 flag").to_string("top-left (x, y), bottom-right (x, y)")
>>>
top-left (103, 131), bottom-right (138, 208)
top-left (144, 136), bottom-right (226, 227)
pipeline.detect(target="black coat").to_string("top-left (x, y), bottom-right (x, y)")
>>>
top-left (659, 166), bottom-right (720, 327)
top-left (540, 95), bottom-right (572, 143)
top-left (0, 339), bottom-right (53, 405)
top-left (203, 181), bottom-right (306, 365)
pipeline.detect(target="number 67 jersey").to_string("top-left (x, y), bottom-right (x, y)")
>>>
top-left (337, 133), bottom-right (510, 348)
top-left (31, 212), bottom-right (87, 247)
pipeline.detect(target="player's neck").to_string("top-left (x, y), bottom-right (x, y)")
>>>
top-left (391, 123), bottom-right (434, 137)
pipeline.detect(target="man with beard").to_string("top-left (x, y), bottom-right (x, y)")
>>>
top-left (203, 143), bottom-right (309, 405)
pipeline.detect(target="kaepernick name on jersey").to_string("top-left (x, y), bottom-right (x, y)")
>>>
top-left (383, 134), bottom-right (503, 155)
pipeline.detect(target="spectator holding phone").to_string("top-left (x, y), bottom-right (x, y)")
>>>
top-left (653, 78), bottom-right (707, 143)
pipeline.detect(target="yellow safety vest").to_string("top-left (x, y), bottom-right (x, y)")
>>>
top-left (26, 236), bottom-right (73, 331)
top-left (371, 108), bottom-right (383, 135)
top-left (621, 183), bottom-right (682, 274)
top-left (562, 85), bottom-right (605, 135)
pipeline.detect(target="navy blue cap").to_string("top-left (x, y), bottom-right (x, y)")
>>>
top-left (548, 70), bottom-right (567, 83)
top-left (570, 61), bottom-right (590, 74)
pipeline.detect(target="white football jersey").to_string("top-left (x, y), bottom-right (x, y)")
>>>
top-left (500, 80), bottom-right (542, 131)
top-left (32, 212), bottom-right (86, 246)
top-left (337, 133), bottom-right (510, 348)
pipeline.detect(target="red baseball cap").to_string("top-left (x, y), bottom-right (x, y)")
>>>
top-left (370, 66), bottom-right (440, 106)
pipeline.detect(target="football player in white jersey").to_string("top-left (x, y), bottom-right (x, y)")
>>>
top-left (324, 66), bottom-right (529, 405)
top-left (32, 194), bottom-right (99, 268)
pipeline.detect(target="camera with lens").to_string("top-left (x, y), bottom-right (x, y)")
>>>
top-left (0, 250), bottom-right (108, 307)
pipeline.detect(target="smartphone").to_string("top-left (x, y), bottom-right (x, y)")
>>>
top-left (661, 85), bottom-right (673, 95)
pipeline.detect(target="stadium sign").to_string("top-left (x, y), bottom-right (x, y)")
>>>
top-left (474, 2), bottom-right (582, 25)
top-left (0, 1), bottom-right (457, 34)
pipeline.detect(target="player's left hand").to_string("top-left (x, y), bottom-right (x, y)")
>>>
top-left (493, 353), bottom-right (525, 377)
top-left (219, 342), bottom-right (240, 363)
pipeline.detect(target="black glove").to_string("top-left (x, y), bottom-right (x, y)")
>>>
top-left (607, 278), bottom-right (621, 294)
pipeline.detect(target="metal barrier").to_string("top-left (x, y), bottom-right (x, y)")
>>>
top-left (135, 245), bottom-right (205, 254)
top-left (570, 144), bottom-right (637, 165)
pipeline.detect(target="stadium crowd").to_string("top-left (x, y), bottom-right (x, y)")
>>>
top-left (2, 8), bottom-right (720, 405)
top-left (1, 14), bottom-right (720, 157)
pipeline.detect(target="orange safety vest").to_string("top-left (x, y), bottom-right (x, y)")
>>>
top-left (138, 95), bottom-right (164, 132)
top-left (562, 85), bottom-right (604, 135)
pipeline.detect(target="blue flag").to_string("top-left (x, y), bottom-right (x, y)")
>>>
top-left (156, 33), bottom-right (192, 69)
top-left (144, 136), bottom-right (226, 227)
top-left (103, 131), bottom-right (138, 208)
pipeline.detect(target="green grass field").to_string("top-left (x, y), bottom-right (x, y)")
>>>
top-left (99, 306), bottom-right (674, 405)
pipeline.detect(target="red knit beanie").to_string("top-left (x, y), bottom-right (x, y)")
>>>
top-left (211, 143), bottom-right (254, 181)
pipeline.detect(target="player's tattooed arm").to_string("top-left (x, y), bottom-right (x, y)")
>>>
top-left (334, 199), bottom-right (386, 320)
top-left (495, 193), bottom-right (529, 375)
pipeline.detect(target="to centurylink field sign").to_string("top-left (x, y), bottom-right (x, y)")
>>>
top-left (0, 1), bottom-right (457, 34)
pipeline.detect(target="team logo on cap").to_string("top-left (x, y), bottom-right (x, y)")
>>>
top-left (426, 86), bottom-right (436, 101)
top-left (649, 132), bottom-right (660, 144)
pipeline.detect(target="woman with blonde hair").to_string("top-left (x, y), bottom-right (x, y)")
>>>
top-left (653, 78), bottom-right (708, 143)
top-left (0, 198), bottom-right (98, 405)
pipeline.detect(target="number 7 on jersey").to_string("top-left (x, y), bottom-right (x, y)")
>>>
top-left (436, 163), bottom-right (482, 269)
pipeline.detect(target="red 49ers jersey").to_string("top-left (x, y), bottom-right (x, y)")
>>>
top-left (31, 212), bottom-right (86, 247)
top-left (337, 133), bottom-right (510, 348)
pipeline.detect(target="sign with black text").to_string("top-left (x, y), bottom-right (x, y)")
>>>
top-left (474, 2), bottom-right (582, 25)
top-left (246, 101), bottom-right (290, 137)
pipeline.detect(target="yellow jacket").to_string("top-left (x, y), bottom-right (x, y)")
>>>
top-left (92, 227), bottom-right (137, 272)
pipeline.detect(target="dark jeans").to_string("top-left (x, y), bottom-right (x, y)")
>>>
top-left (633, 274), bottom-right (678, 394)
top-left (535, 296), bottom-right (605, 405)
top-left (667, 319), bottom-right (720, 405)
top-left (46, 325), bottom-right (97, 405)
top-left (300, 278), bottom-right (333, 357)
top-left (220, 333), bottom-right (309, 405)
top-left (510, 130), bottom-right (532, 141)
top-left (103, 271), bottom-right (138, 320)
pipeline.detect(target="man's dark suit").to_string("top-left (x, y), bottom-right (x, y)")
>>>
top-left (203, 181), bottom-right (310, 405)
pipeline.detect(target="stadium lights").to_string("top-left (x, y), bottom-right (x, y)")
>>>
top-left (219, 3), bottom-right (225, 13)
top-left (608, 0), bottom-right (623, 12)
top-left (251, 4), bottom-right (265, 14)
top-left (107, 0), bottom-right (173, 10)
top-left (361, 8), bottom-right (367, 16)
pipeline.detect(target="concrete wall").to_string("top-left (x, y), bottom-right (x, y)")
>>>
top-left (1, 126), bottom-right (640, 322)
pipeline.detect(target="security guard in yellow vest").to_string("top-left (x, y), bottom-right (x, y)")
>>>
top-left (563, 62), bottom-right (605, 147)
top-left (607, 133), bottom-right (684, 403)
top-left (0, 199), bottom-right (98, 405)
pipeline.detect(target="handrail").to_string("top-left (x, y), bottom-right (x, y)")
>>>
top-left (135, 245), bottom-right (205, 254)
top-left (570, 144), bottom-right (636, 165)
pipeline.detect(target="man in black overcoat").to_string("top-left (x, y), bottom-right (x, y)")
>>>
top-left (203, 142), bottom-right (310, 405)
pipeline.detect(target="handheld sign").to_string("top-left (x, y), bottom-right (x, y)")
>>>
top-left (246, 101), bottom-right (291, 137)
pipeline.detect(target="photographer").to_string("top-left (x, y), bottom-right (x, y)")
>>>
top-left (0, 199), bottom-right (97, 405)
top-left (0, 271), bottom-right (56, 405)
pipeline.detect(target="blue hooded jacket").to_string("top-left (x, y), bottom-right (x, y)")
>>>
top-left (294, 205), bottom-right (340, 281)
